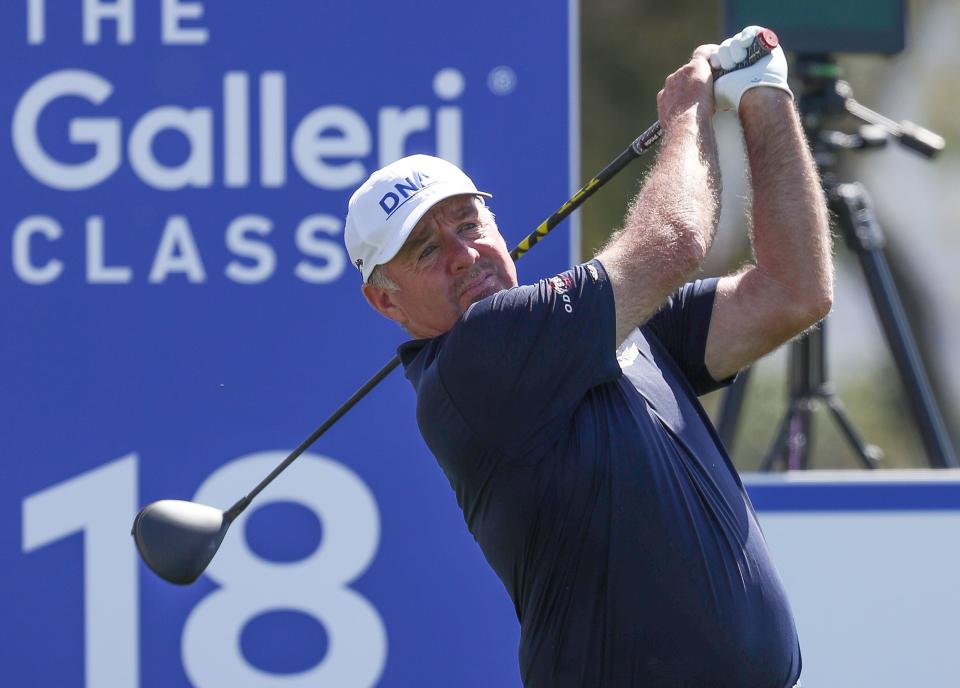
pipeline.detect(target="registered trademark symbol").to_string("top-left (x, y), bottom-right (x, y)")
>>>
top-left (487, 66), bottom-right (517, 95)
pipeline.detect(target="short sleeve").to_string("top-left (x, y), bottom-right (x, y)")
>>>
top-left (644, 277), bottom-right (733, 395)
top-left (437, 260), bottom-right (622, 455)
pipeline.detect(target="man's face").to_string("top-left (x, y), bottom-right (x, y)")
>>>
top-left (362, 195), bottom-right (518, 338)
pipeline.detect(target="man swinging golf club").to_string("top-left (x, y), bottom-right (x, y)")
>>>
top-left (346, 26), bottom-right (829, 688)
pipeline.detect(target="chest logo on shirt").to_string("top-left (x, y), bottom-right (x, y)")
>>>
top-left (548, 273), bottom-right (575, 313)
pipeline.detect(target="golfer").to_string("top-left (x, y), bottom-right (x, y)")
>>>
top-left (345, 26), bottom-right (828, 688)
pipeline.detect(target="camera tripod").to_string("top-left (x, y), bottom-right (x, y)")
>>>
top-left (716, 54), bottom-right (957, 471)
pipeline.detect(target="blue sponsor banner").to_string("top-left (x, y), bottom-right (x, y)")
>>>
top-left (1, 2), bottom-right (577, 686)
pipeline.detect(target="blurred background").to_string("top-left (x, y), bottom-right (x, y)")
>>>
top-left (581, 0), bottom-right (958, 471)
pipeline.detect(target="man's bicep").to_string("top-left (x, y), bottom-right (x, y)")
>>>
top-left (706, 268), bottom-right (822, 381)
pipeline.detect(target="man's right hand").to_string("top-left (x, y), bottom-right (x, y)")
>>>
top-left (656, 46), bottom-right (717, 127)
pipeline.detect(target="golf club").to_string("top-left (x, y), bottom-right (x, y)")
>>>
top-left (132, 29), bottom-right (779, 585)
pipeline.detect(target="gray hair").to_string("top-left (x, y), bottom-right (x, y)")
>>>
top-left (367, 265), bottom-right (399, 291)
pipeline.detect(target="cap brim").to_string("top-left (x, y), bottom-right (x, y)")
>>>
top-left (364, 185), bottom-right (492, 282)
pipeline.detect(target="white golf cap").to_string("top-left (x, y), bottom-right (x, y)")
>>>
top-left (345, 154), bottom-right (491, 282)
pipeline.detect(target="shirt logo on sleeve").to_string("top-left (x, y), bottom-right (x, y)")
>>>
top-left (586, 264), bottom-right (599, 283)
top-left (548, 273), bottom-right (575, 313)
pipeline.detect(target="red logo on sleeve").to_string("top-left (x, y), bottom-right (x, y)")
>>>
top-left (548, 274), bottom-right (574, 293)
top-left (548, 273), bottom-right (575, 313)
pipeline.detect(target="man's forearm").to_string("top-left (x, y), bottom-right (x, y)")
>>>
top-left (599, 107), bottom-right (721, 343)
top-left (740, 89), bottom-right (832, 315)
top-left (627, 108), bottom-right (721, 262)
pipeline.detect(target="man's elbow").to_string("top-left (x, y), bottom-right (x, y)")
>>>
top-left (792, 281), bottom-right (833, 329)
top-left (670, 221), bottom-right (710, 276)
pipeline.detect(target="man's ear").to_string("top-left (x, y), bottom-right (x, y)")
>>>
top-left (362, 283), bottom-right (407, 327)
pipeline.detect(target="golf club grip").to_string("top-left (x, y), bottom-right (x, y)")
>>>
top-left (511, 29), bottom-right (778, 259)
top-left (228, 29), bottom-right (782, 518)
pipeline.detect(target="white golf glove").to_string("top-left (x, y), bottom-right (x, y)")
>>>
top-left (710, 25), bottom-right (792, 113)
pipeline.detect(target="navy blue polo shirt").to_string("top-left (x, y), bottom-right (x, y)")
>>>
top-left (399, 261), bottom-right (800, 687)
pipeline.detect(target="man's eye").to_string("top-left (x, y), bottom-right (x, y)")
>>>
top-left (459, 223), bottom-right (479, 234)
top-left (418, 245), bottom-right (437, 261)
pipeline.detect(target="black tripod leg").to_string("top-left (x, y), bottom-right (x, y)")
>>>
top-left (717, 367), bottom-right (751, 452)
top-left (823, 393), bottom-right (883, 468)
top-left (831, 183), bottom-right (958, 468)
top-left (785, 399), bottom-right (815, 471)
top-left (760, 398), bottom-right (802, 472)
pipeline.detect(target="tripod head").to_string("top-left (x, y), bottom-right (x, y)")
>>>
top-left (795, 53), bottom-right (945, 172)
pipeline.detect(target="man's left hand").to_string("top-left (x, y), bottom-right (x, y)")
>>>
top-left (710, 25), bottom-right (792, 114)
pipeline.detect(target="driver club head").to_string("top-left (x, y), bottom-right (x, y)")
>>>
top-left (132, 499), bottom-right (234, 585)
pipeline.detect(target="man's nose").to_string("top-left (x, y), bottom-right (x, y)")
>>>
top-left (446, 236), bottom-right (480, 273)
